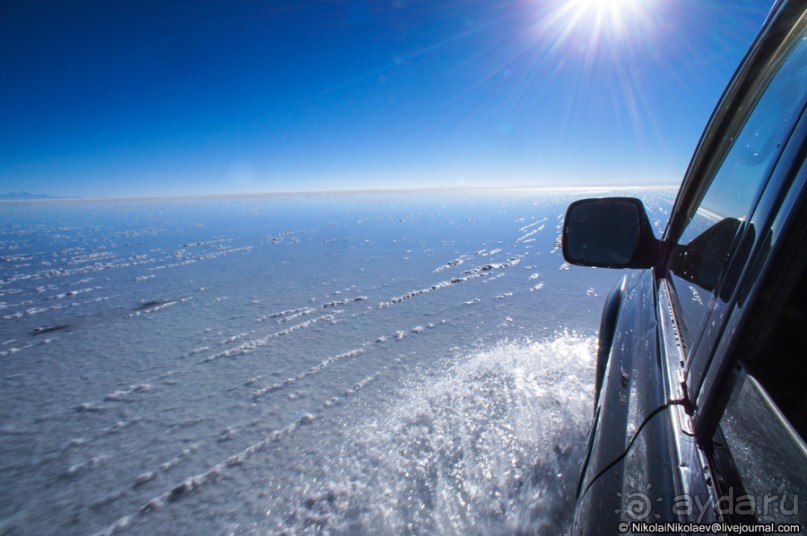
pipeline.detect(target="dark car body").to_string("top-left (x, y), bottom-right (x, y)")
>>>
top-left (563, 1), bottom-right (807, 533)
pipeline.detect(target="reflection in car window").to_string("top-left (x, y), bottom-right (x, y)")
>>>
top-left (719, 375), bottom-right (807, 527)
top-left (714, 228), bottom-right (807, 529)
top-left (670, 28), bottom-right (807, 348)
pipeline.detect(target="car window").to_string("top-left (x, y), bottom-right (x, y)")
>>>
top-left (668, 26), bottom-right (807, 351)
top-left (717, 374), bottom-right (807, 527)
top-left (711, 191), bottom-right (807, 528)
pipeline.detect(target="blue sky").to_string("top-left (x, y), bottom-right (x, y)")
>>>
top-left (1, 0), bottom-right (773, 198)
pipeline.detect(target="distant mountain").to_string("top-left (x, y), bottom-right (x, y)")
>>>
top-left (0, 191), bottom-right (64, 200)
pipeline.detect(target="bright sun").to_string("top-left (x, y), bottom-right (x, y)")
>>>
top-left (574, 0), bottom-right (638, 12)
top-left (531, 0), bottom-right (653, 49)
top-left (567, 0), bottom-right (642, 33)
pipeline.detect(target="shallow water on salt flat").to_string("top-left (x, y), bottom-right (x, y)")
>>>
top-left (0, 189), bottom-right (674, 535)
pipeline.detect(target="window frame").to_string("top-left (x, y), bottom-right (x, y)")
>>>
top-left (660, 7), bottom-right (807, 419)
top-left (661, 1), bottom-right (806, 248)
top-left (698, 161), bottom-right (807, 525)
top-left (693, 144), bottom-right (807, 437)
top-left (663, 32), bottom-right (807, 522)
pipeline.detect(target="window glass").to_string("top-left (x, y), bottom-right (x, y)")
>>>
top-left (669, 29), bottom-right (807, 347)
top-left (719, 375), bottom-right (807, 526)
top-left (714, 181), bottom-right (807, 527)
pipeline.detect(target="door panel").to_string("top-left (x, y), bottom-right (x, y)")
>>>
top-left (574, 270), bottom-right (677, 534)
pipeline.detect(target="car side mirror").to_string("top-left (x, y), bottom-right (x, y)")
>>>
top-left (562, 197), bottom-right (658, 269)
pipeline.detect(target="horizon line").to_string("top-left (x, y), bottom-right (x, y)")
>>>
top-left (0, 183), bottom-right (680, 203)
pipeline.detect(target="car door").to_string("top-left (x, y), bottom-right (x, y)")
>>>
top-left (660, 2), bottom-right (807, 528)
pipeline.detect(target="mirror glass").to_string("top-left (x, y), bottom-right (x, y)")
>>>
top-left (564, 199), bottom-right (642, 267)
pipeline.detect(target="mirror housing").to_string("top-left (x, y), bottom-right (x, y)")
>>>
top-left (562, 197), bottom-right (658, 269)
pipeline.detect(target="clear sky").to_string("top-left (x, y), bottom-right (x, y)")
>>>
top-left (1, 0), bottom-right (773, 198)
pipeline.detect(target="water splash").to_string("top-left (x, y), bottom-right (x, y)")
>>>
top-left (275, 334), bottom-right (596, 535)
